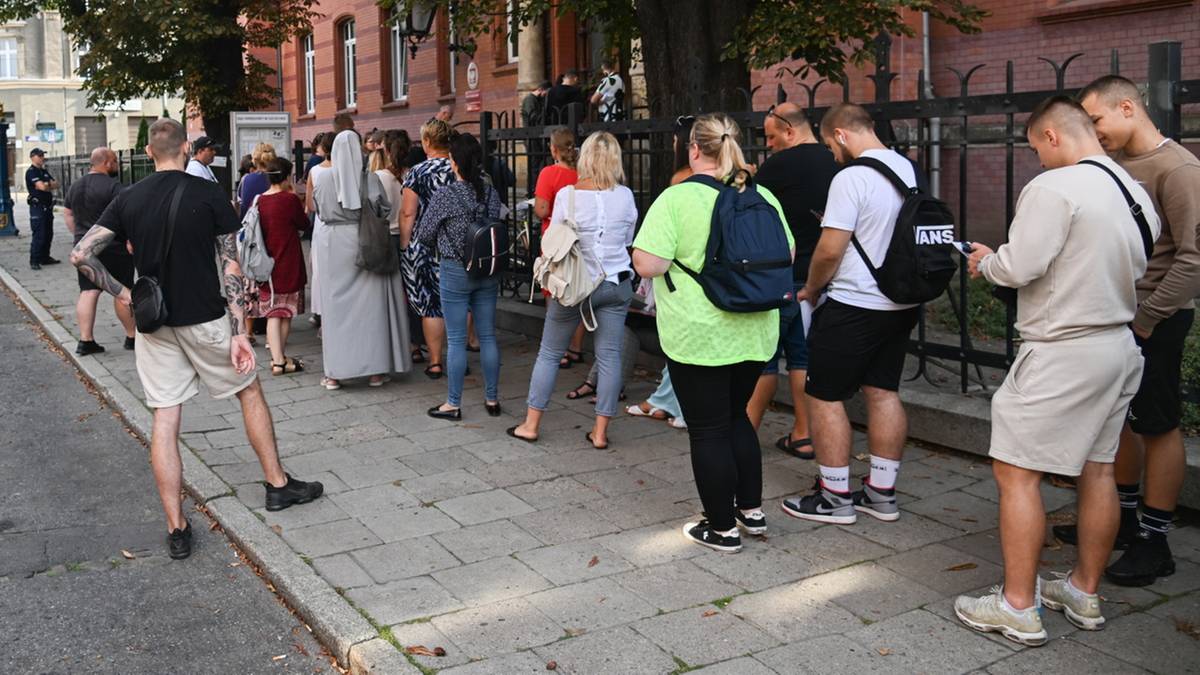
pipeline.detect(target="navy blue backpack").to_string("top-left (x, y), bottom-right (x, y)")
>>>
top-left (664, 172), bottom-right (794, 312)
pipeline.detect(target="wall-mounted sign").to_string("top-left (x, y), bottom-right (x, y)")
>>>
top-left (466, 61), bottom-right (479, 91)
top-left (465, 89), bottom-right (482, 113)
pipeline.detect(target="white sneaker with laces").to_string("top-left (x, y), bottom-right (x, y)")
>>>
top-left (954, 586), bottom-right (1047, 647)
top-left (1041, 572), bottom-right (1104, 630)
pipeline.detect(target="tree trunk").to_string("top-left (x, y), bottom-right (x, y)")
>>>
top-left (635, 0), bottom-right (756, 117)
top-left (196, 2), bottom-right (247, 144)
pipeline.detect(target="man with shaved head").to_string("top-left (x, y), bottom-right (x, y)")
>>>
top-left (64, 146), bottom-right (135, 355)
top-left (746, 102), bottom-right (838, 459)
top-left (957, 96), bottom-right (1159, 645)
top-left (1061, 75), bottom-right (1200, 589)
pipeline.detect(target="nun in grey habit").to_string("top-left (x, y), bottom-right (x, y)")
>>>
top-left (312, 130), bottom-right (412, 387)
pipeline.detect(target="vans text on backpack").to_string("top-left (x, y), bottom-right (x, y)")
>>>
top-left (664, 171), bottom-right (793, 313)
top-left (845, 157), bottom-right (957, 305)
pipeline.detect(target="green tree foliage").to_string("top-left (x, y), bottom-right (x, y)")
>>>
top-left (384, 0), bottom-right (985, 113)
top-left (135, 117), bottom-right (150, 151)
top-left (0, 0), bottom-right (320, 141)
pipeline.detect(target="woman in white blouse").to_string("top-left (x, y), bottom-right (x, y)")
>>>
top-left (509, 131), bottom-right (637, 449)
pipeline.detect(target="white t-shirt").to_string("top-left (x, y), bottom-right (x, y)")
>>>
top-left (550, 185), bottom-right (637, 284)
top-left (821, 148), bottom-right (919, 311)
top-left (308, 164), bottom-right (330, 228)
top-left (186, 158), bottom-right (217, 183)
top-left (595, 73), bottom-right (624, 122)
top-left (376, 169), bottom-right (403, 235)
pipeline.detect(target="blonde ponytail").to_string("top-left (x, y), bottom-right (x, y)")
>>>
top-left (690, 113), bottom-right (751, 190)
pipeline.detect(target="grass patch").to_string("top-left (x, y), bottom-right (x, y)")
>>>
top-left (669, 656), bottom-right (698, 674)
top-left (1180, 320), bottom-right (1200, 435)
top-left (925, 273), bottom-right (1011, 341)
top-left (65, 561), bottom-right (87, 573)
top-left (401, 615), bottom-right (433, 625)
top-left (299, 555), bottom-right (312, 566)
top-left (377, 625), bottom-right (401, 650)
top-left (712, 596), bottom-right (734, 609)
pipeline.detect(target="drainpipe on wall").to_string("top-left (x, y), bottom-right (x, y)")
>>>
top-left (276, 45), bottom-right (285, 111)
top-left (922, 11), bottom-right (941, 198)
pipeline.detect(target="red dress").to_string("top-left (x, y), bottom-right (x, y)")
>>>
top-left (535, 164), bottom-right (578, 235)
top-left (253, 191), bottom-right (309, 318)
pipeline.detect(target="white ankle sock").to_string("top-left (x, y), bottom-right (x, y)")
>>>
top-left (819, 465), bottom-right (850, 494)
top-left (868, 456), bottom-right (901, 490)
top-left (740, 508), bottom-right (764, 518)
top-left (716, 526), bottom-right (739, 537)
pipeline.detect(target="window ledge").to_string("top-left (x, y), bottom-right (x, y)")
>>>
top-left (437, 94), bottom-right (457, 103)
top-left (1036, 0), bottom-right (1193, 24)
top-left (493, 62), bottom-right (519, 76)
top-left (298, 113), bottom-right (316, 121)
top-left (382, 100), bottom-right (410, 111)
top-left (336, 107), bottom-right (358, 115)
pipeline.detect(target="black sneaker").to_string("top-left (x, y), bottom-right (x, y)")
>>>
top-left (29, 262), bottom-right (40, 270)
top-left (734, 509), bottom-right (767, 535)
top-left (1052, 522), bottom-right (1137, 551)
top-left (682, 519), bottom-right (742, 553)
top-left (75, 340), bottom-right (106, 356)
top-left (41, 256), bottom-right (61, 265)
top-left (1105, 531), bottom-right (1175, 587)
top-left (168, 522), bottom-right (193, 560)
top-left (124, 336), bottom-right (136, 350)
top-left (264, 474), bottom-right (324, 512)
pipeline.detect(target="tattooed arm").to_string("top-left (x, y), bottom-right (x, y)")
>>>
top-left (218, 232), bottom-right (256, 374)
top-left (70, 225), bottom-right (131, 305)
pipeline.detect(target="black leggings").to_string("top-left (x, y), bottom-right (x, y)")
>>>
top-left (668, 358), bottom-right (765, 532)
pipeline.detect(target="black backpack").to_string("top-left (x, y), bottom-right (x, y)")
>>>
top-left (846, 157), bottom-right (957, 304)
top-left (462, 198), bottom-right (510, 280)
top-left (665, 173), bottom-right (795, 312)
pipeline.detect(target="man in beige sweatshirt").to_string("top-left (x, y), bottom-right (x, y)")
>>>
top-left (1063, 75), bottom-right (1200, 589)
top-left (954, 97), bottom-right (1159, 647)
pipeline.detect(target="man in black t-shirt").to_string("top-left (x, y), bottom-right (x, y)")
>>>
top-left (25, 148), bottom-right (59, 269)
top-left (64, 147), bottom-right (136, 355)
top-left (71, 118), bottom-right (323, 560)
top-left (543, 71), bottom-right (586, 126)
top-left (746, 103), bottom-right (839, 460)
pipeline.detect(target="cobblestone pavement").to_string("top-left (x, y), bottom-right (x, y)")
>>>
top-left (3, 206), bottom-right (1199, 674)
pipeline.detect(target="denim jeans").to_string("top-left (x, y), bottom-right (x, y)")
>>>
top-left (438, 260), bottom-right (500, 406)
top-left (527, 279), bottom-right (632, 417)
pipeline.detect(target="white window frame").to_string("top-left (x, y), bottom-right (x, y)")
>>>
top-left (341, 20), bottom-right (357, 109)
top-left (0, 38), bottom-right (17, 80)
top-left (71, 41), bottom-right (88, 77)
top-left (389, 14), bottom-right (408, 102)
top-left (506, 0), bottom-right (520, 64)
top-left (447, 8), bottom-right (457, 94)
top-left (303, 34), bottom-right (316, 114)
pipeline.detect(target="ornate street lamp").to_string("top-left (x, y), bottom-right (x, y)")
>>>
top-left (396, 1), bottom-right (437, 59)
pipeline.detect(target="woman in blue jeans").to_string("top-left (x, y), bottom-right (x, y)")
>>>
top-left (415, 133), bottom-right (504, 419)
top-left (509, 132), bottom-right (638, 449)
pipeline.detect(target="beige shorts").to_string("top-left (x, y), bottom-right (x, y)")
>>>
top-left (989, 330), bottom-right (1143, 477)
top-left (135, 317), bottom-right (256, 408)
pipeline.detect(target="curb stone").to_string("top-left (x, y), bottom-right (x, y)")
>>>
top-left (0, 263), bottom-right (385, 669)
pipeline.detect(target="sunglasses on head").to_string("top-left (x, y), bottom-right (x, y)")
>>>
top-left (766, 104), bottom-right (794, 130)
top-left (674, 115), bottom-right (696, 129)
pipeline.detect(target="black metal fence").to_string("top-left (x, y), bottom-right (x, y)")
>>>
top-left (44, 150), bottom-right (236, 204)
top-left (480, 38), bottom-right (1200, 394)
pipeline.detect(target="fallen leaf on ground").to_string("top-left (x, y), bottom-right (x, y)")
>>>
top-left (292, 641), bottom-right (310, 657)
top-left (876, 648), bottom-right (892, 656)
top-left (1173, 618), bottom-right (1200, 640)
top-left (636, 480), bottom-right (645, 486)
top-left (392, 480), bottom-right (404, 487)
top-left (587, 556), bottom-right (599, 568)
top-left (960, 517), bottom-right (978, 523)
top-left (406, 646), bottom-right (437, 657)
top-left (270, 524), bottom-right (283, 535)
top-left (564, 628), bottom-right (585, 637)
top-left (271, 654), bottom-right (287, 661)
top-left (942, 507), bottom-right (960, 512)
top-left (854, 453), bottom-right (869, 462)
top-left (209, 521), bottom-right (221, 531)
top-left (944, 562), bottom-right (977, 572)
top-left (546, 661), bottom-right (558, 670)
top-left (433, 647), bottom-right (446, 657)
top-left (120, 549), bottom-right (136, 560)
top-left (702, 610), bottom-right (718, 617)
top-left (229, 561), bottom-right (243, 568)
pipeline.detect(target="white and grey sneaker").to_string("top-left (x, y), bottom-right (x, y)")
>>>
top-left (735, 508), bottom-right (767, 535)
top-left (682, 519), bottom-right (742, 553)
top-left (954, 586), bottom-right (1047, 647)
top-left (1041, 573), bottom-right (1105, 630)
top-left (780, 484), bottom-right (856, 524)
top-left (852, 482), bottom-right (900, 522)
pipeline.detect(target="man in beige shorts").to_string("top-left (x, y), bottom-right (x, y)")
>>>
top-left (955, 97), bottom-right (1158, 646)
top-left (72, 118), bottom-right (323, 560)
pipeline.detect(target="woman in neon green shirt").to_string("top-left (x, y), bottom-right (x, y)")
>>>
top-left (632, 113), bottom-right (792, 553)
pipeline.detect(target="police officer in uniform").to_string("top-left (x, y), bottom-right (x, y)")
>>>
top-left (26, 148), bottom-right (59, 270)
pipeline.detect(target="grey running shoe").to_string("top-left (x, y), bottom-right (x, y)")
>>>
top-left (781, 484), bottom-right (856, 525)
top-left (852, 482), bottom-right (900, 522)
top-left (954, 586), bottom-right (1047, 647)
top-left (1041, 573), bottom-right (1104, 630)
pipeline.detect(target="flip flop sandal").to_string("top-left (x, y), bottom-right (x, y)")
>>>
top-left (424, 364), bottom-right (445, 380)
top-left (566, 381), bottom-right (597, 400)
top-left (369, 375), bottom-right (391, 387)
top-left (667, 416), bottom-right (687, 429)
top-left (586, 431), bottom-right (609, 450)
top-left (411, 347), bottom-right (427, 364)
top-left (776, 434), bottom-right (816, 460)
top-left (559, 349), bottom-right (584, 369)
top-left (506, 425), bottom-right (538, 443)
top-left (626, 403), bottom-right (668, 420)
top-left (321, 377), bottom-right (341, 390)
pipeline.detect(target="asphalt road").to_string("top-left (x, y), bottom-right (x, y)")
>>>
top-left (0, 287), bottom-right (335, 674)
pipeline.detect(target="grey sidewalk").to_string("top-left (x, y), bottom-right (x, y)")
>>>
top-left (2, 204), bottom-right (1199, 674)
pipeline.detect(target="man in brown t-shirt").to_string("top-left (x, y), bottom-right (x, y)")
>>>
top-left (1073, 75), bottom-right (1200, 587)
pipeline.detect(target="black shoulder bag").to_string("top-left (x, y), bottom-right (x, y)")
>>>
top-left (1077, 159), bottom-right (1155, 260)
top-left (131, 183), bottom-right (186, 333)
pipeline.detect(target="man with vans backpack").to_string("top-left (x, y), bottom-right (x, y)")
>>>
top-left (781, 103), bottom-right (925, 526)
